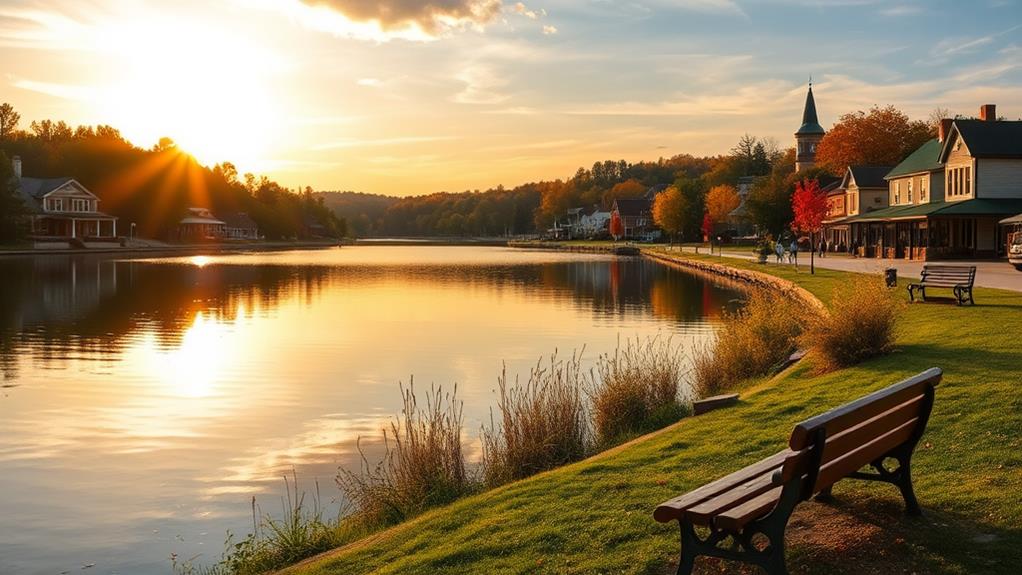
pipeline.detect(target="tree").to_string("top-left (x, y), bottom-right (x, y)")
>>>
top-left (705, 184), bottom-right (740, 225)
top-left (791, 178), bottom-right (828, 274)
top-left (0, 103), bottom-right (20, 140)
top-left (701, 212), bottom-right (713, 243)
top-left (602, 178), bottom-right (646, 209)
top-left (0, 150), bottom-right (26, 243)
top-left (609, 210), bottom-right (624, 240)
top-left (651, 186), bottom-right (688, 242)
top-left (816, 105), bottom-right (935, 172)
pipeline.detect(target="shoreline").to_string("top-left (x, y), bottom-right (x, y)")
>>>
top-left (0, 239), bottom-right (343, 258)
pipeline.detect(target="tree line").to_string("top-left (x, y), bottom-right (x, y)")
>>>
top-left (0, 102), bottom-right (345, 243)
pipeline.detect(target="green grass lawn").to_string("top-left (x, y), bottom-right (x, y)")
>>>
top-left (285, 249), bottom-right (1022, 575)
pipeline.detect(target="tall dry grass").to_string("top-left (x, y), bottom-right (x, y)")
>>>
top-left (480, 352), bottom-right (590, 487)
top-left (337, 380), bottom-right (470, 527)
top-left (693, 290), bottom-right (815, 397)
top-left (803, 275), bottom-right (900, 372)
top-left (591, 336), bottom-right (688, 446)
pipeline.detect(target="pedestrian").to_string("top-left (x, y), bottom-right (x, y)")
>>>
top-left (775, 239), bottom-right (785, 263)
top-left (789, 238), bottom-right (799, 267)
top-left (819, 237), bottom-right (827, 258)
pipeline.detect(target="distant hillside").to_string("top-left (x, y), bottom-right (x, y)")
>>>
top-left (316, 191), bottom-right (399, 237)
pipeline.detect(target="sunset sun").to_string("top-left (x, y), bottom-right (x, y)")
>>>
top-left (96, 15), bottom-right (282, 171)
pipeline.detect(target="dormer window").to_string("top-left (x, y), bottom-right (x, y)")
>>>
top-left (907, 180), bottom-right (913, 204)
top-left (46, 198), bottom-right (64, 211)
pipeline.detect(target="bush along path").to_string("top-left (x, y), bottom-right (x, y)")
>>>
top-left (285, 249), bottom-right (1022, 575)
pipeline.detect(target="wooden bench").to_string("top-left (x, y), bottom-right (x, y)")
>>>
top-left (907, 265), bottom-right (976, 305)
top-left (653, 368), bottom-right (941, 575)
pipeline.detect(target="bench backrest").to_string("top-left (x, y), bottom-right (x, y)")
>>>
top-left (780, 368), bottom-right (941, 494)
top-left (921, 265), bottom-right (976, 284)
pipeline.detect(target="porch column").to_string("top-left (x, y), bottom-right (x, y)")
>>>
top-left (112, 219), bottom-right (117, 237)
top-left (71, 219), bottom-right (76, 239)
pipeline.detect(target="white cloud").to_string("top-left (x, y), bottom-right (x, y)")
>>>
top-left (453, 64), bottom-right (510, 104)
top-left (542, 24), bottom-right (557, 35)
top-left (356, 77), bottom-right (382, 87)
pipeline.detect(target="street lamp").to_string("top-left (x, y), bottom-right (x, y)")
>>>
top-left (130, 222), bottom-right (136, 240)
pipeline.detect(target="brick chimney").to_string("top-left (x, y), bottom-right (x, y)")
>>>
top-left (979, 104), bottom-right (996, 122)
top-left (938, 118), bottom-right (953, 142)
top-left (11, 155), bottom-right (21, 179)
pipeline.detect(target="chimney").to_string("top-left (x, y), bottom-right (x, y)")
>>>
top-left (979, 104), bottom-right (996, 122)
top-left (11, 155), bottom-right (21, 180)
top-left (938, 118), bottom-right (953, 142)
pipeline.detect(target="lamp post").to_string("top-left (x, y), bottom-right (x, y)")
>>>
top-left (130, 222), bottom-right (136, 240)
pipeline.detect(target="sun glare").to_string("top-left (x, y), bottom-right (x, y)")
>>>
top-left (94, 15), bottom-right (283, 172)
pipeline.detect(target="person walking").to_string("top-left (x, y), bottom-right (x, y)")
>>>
top-left (775, 239), bottom-right (785, 263)
top-left (819, 237), bottom-right (827, 258)
top-left (789, 238), bottom-right (799, 267)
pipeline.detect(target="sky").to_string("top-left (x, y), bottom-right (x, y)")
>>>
top-left (1, 0), bottom-right (1020, 196)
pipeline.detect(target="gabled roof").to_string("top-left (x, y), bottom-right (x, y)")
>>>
top-left (795, 85), bottom-right (825, 136)
top-left (886, 138), bottom-right (943, 179)
top-left (14, 177), bottom-right (95, 213)
top-left (613, 197), bottom-right (652, 217)
top-left (222, 212), bottom-right (258, 229)
top-left (939, 120), bottom-right (1022, 162)
top-left (842, 166), bottom-right (893, 190)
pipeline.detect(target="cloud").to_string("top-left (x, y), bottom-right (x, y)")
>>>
top-left (512, 2), bottom-right (543, 19)
top-left (298, 0), bottom-right (502, 36)
top-left (542, 24), bottom-right (557, 35)
top-left (356, 77), bottom-right (382, 87)
top-left (453, 63), bottom-right (510, 104)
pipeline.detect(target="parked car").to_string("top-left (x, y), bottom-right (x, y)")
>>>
top-left (1009, 230), bottom-right (1022, 270)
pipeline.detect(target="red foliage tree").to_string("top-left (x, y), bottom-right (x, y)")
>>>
top-left (609, 211), bottom-right (624, 240)
top-left (791, 178), bottom-right (829, 273)
top-left (701, 212), bottom-right (714, 241)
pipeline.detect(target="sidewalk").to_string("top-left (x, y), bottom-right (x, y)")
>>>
top-left (663, 245), bottom-right (1022, 293)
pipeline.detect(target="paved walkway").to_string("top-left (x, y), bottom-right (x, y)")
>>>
top-left (663, 245), bottom-right (1022, 293)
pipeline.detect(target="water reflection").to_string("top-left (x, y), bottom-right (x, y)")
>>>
top-left (0, 247), bottom-right (741, 574)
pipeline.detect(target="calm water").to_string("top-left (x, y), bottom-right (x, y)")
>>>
top-left (0, 246), bottom-right (741, 574)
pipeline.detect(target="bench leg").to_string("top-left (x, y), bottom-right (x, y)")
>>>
top-left (906, 285), bottom-right (915, 302)
top-left (895, 453), bottom-right (922, 516)
top-left (814, 485), bottom-right (834, 503)
top-left (676, 521), bottom-right (698, 575)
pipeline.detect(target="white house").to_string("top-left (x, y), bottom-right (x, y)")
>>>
top-left (11, 156), bottom-right (118, 241)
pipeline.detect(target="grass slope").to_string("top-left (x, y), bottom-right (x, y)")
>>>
top-left (286, 251), bottom-right (1022, 575)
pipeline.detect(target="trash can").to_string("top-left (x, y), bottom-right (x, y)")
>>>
top-left (885, 268), bottom-right (897, 288)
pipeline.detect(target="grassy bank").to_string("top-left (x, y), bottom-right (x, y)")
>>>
top-left (286, 249), bottom-right (1022, 574)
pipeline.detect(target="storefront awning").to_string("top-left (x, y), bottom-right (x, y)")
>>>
top-left (849, 199), bottom-right (1022, 223)
top-left (1001, 212), bottom-right (1022, 225)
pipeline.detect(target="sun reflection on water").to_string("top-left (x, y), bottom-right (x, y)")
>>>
top-left (143, 311), bottom-right (236, 398)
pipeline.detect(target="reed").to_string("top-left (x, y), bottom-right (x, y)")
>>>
top-left (693, 290), bottom-right (813, 397)
top-left (803, 275), bottom-right (900, 372)
top-left (337, 380), bottom-right (470, 527)
top-left (591, 335), bottom-right (688, 446)
top-left (480, 352), bottom-right (591, 487)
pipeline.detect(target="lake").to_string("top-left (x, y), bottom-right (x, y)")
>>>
top-left (0, 246), bottom-right (742, 574)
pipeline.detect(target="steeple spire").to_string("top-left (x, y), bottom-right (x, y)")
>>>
top-left (794, 81), bottom-right (825, 172)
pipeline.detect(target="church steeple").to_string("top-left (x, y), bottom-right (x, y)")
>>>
top-left (795, 81), bottom-right (825, 172)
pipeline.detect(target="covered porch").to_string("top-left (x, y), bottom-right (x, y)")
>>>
top-left (31, 214), bottom-right (118, 240)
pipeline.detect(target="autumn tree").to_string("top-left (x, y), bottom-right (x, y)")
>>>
top-left (705, 184), bottom-right (741, 226)
top-left (791, 178), bottom-right (829, 274)
top-left (652, 186), bottom-right (689, 242)
top-left (609, 211), bottom-right (624, 240)
top-left (816, 105), bottom-right (934, 172)
top-left (0, 150), bottom-right (26, 242)
top-left (0, 103), bottom-right (20, 140)
top-left (602, 178), bottom-right (646, 209)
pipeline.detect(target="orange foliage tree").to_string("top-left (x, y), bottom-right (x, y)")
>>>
top-left (651, 186), bottom-right (688, 242)
top-left (602, 178), bottom-right (647, 209)
top-left (609, 210), bottom-right (624, 239)
top-left (705, 184), bottom-right (741, 226)
top-left (791, 178), bottom-right (829, 274)
top-left (816, 105), bottom-right (934, 172)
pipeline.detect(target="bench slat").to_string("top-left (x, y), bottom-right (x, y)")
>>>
top-left (652, 450), bottom-right (788, 523)
top-left (814, 417), bottom-right (919, 491)
top-left (789, 368), bottom-right (941, 450)
top-left (714, 485), bottom-right (785, 531)
top-left (685, 472), bottom-right (778, 525)
top-left (820, 395), bottom-right (925, 466)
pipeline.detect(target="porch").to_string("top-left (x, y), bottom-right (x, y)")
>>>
top-left (31, 214), bottom-right (118, 240)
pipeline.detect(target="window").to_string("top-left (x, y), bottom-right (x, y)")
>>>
top-left (70, 198), bottom-right (91, 212)
top-left (907, 180), bottom-right (913, 204)
top-left (894, 182), bottom-right (901, 204)
top-left (920, 177), bottom-right (927, 201)
top-left (964, 166), bottom-right (971, 196)
top-left (46, 198), bottom-right (63, 211)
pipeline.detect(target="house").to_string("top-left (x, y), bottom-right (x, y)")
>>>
top-left (222, 212), bottom-right (260, 240)
top-left (725, 176), bottom-right (760, 237)
top-left (569, 205), bottom-right (610, 239)
top-left (843, 105), bottom-right (1022, 260)
top-left (835, 166), bottom-right (894, 256)
top-left (821, 184), bottom-right (848, 251)
top-left (179, 207), bottom-right (225, 241)
top-left (10, 156), bottom-right (118, 245)
top-left (611, 197), bottom-right (654, 239)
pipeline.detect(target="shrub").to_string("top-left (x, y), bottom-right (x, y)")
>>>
top-left (337, 381), bottom-right (470, 527)
top-left (591, 336), bottom-right (688, 446)
top-left (803, 275), bottom-right (900, 372)
top-left (481, 353), bottom-right (590, 487)
top-left (693, 290), bottom-right (815, 397)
